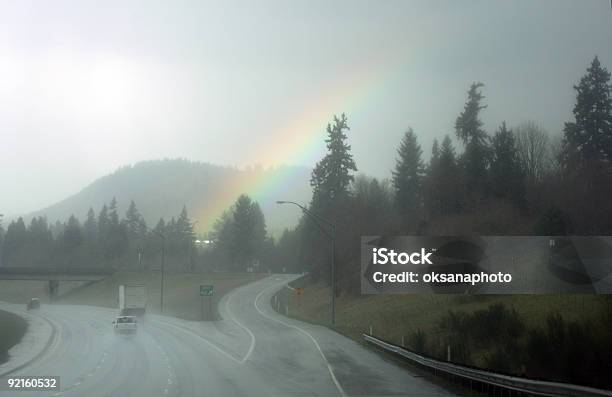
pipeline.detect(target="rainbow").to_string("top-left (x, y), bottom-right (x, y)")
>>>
top-left (194, 60), bottom-right (391, 233)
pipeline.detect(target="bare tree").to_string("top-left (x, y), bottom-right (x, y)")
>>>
top-left (515, 121), bottom-right (549, 183)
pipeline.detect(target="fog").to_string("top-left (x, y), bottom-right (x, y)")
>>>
top-left (1, 0), bottom-right (611, 216)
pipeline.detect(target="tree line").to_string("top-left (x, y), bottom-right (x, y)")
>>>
top-left (0, 198), bottom-right (197, 271)
top-left (278, 55), bottom-right (612, 294)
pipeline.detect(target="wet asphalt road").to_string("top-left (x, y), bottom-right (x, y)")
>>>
top-left (1, 275), bottom-right (456, 397)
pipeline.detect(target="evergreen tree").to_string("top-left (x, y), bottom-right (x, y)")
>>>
top-left (310, 113), bottom-right (357, 207)
top-left (83, 207), bottom-right (97, 242)
top-left (430, 138), bottom-right (440, 169)
top-left (248, 201), bottom-right (267, 261)
top-left (392, 128), bottom-right (425, 217)
top-left (490, 122), bottom-right (525, 205)
top-left (125, 200), bottom-right (146, 240)
top-left (108, 197), bottom-right (120, 229)
top-left (1, 218), bottom-right (27, 265)
top-left (455, 82), bottom-right (490, 193)
top-left (425, 135), bottom-right (461, 216)
top-left (210, 210), bottom-right (235, 268)
top-left (62, 215), bottom-right (83, 251)
top-left (175, 205), bottom-right (195, 245)
top-left (97, 204), bottom-right (110, 241)
top-left (233, 195), bottom-right (254, 269)
top-left (562, 56), bottom-right (612, 170)
top-left (223, 195), bottom-right (268, 270)
top-left (154, 218), bottom-right (166, 235)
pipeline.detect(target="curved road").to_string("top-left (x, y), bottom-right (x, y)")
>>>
top-left (1, 275), bottom-right (456, 397)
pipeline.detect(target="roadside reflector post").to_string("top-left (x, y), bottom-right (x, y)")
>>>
top-left (401, 335), bottom-right (405, 347)
top-left (369, 325), bottom-right (373, 335)
top-left (447, 345), bottom-right (451, 362)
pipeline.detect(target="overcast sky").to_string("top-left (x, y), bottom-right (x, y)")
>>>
top-left (1, 0), bottom-right (611, 217)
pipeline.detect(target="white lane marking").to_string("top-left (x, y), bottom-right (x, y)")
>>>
top-left (152, 319), bottom-right (243, 365)
top-left (254, 280), bottom-right (347, 397)
top-left (285, 284), bottom-right (296, 291)
top-left (225, 290), bottom-right (256, 363)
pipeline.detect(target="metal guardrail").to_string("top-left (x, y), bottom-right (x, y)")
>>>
top-left (363, 334), bottom-right (612, 397)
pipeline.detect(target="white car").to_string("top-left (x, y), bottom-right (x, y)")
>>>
top-left (113, 316), bottom-right (138, 335)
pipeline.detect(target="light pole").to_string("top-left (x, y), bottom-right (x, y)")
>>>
top-left (276, 201), bottom-right (336, 326)
top-left (160, 232), bottom-right (165, 314)
top-left (141, 225), bottom-right (166, 313)
top-left (149, 229), bottom-right (165, 313)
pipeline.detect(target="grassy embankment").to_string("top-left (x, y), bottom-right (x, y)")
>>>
top-left (278, 277), bottom-right (612, 388)
top-left (0, 310), bottom-right (28, 365)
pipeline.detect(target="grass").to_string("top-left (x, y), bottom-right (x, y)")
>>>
top-left (0, 310), bottom-right (28, 365)
top-left (56, 271), bottom-right (265, 320)
top-left (280, 278), bottom-right (611, 368)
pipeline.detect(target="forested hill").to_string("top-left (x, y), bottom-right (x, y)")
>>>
top-left (25, 159), bottom-right (312, 235)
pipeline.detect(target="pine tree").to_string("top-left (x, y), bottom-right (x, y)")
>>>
top-left (154, 218), bottom-right (166, 235)
top-left (455, 82), bottom-right (490, 193)
top-left (97, 204), bottom-right (109, 241)
top-left (125, 200), bottom-right (146, 240)
top-left (1, 218), bottom-right (27, 265)
top-left (62, 215), bottom-right (83, 251)
top-left (210, 211), bottom-right (235, 267)
top-left (248, 201), bottom-right (267, 259)
top-left (228, 195), bottom-right (268, 270)
top-left (310, 113), bottom-right (357, 207)
top-left (392, 128), bottom-right (425, 216)
top-left (108, 197), bottom-right (120, 229)
top-left (84, 208), bottom-right (97, 242)
top-left (233, 195), bottom-right (254, 269)
top-left (490, 122), bottom-right (525, 205)
top-left (430, 138), bottom-right (440, 169)
top-left (176, 205), bottom-right (194, 245)
top-left (563, 56), bottom-right (612, 170)
top-left (425, 135), bottom-right (461, 216)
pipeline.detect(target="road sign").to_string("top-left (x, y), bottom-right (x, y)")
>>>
top-left (200, 285), bottom-right (214, 296)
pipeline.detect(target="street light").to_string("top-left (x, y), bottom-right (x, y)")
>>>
top-left (276, 201), bottom-right (336, 326)
top-left (144, 227), bottom-right (166, 314)
top-left (153, 230), bottom-right (166, 314)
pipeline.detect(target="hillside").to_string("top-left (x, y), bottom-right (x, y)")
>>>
top-left (25, 159), bottom-right (312, 236)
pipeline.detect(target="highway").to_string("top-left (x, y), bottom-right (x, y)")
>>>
top-left (1, 275), bottom-right (457, 397)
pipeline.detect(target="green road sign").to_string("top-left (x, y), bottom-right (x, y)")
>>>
top-left (200, 285), bottom-right (214, 296)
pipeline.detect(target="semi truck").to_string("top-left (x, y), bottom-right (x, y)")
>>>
top-left (118, 284), bottom-right (147, 317)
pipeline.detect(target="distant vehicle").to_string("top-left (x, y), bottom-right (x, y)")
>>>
top-left (113, 316), bottom-right (138, 335)
top-left (119, 284), bottom-right (147, 317)
top-left (26, 298), bottom-right (40, 311)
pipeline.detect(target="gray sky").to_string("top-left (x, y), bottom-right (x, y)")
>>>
top-left (1, 0), bottom-right (612, 217)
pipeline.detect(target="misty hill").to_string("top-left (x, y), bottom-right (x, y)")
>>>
top-left (26, 159), bottom-right (312, 236)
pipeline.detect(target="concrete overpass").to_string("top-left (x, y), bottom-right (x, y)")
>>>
top-left (0, 267), bottom-right (114, 297)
